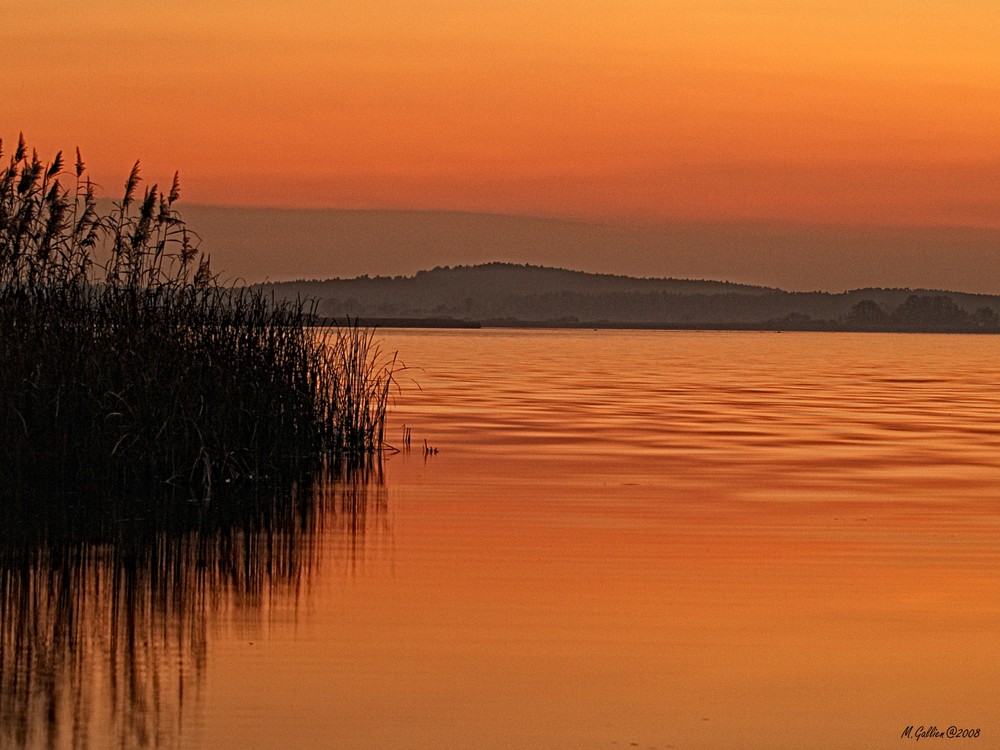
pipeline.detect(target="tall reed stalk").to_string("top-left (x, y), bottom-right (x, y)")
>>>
top-left (0, 135), bottom-right (396, 501)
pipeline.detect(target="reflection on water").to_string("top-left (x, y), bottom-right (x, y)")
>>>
top-left (366, 330), bottom-right (1000, 750)
top-left (0, 467), bottom-right (386, 749)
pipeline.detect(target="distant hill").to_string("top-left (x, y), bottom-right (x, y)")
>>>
top-left (176, 206), bottom-right (1000, 294)
top-left (259, 263), bottom-right (1000, 332)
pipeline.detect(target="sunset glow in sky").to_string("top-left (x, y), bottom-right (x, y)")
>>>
top-left (5, 0), bottom-right (1000, 227)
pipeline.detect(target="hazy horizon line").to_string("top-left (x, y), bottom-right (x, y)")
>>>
top-left (145, 204), bottom-right (1000, 296)
top-left (258, 259), bottom-right (1000, 300)
top-left (168, 201), bottom-right (1000, 233)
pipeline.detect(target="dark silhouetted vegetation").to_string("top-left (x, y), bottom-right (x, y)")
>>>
top-left (0, 133), bottom-right (396, 746)
top-left (845, 299), bottom-right (890, 328)
top-left (0, 135), bottom-right (397, 502)
top-left (262, 263), bottom-right (1000, 332)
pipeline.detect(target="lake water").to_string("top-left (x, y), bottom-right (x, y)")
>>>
top-left (3, 329), bottom-right (1000, 749)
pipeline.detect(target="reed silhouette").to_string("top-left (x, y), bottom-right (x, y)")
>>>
top-left (0, 133), bottom-right (398, 748)
top-left (0, 135), bottom-right (397, 501)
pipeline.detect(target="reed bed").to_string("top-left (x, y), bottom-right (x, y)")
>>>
top-left (0, 135), bottom-right (396, 501)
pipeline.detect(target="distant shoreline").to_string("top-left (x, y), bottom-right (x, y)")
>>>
top-left (287, 263), bottom-right (1000, 335)
top-left (317, 317), bottom-right (482, 329)
top-left (316, 317), bottom-right (998, 334)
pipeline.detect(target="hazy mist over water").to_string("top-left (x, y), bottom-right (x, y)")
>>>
top-left (180, 206), bottom-right (1000, 294)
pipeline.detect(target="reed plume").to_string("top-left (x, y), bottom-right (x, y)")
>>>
top-left (0, 134), bottom-right (396, 502)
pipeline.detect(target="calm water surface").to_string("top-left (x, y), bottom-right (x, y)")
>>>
top-left (4, 330), bottom-right (1000, 749)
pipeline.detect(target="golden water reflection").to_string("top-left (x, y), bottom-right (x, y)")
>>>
top-left (351, 330), bottom-right (1000, 750)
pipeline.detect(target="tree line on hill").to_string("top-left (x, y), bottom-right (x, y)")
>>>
top-left (260, 263), bottom-right (1000, 332)
top-left (840, 295), bottom-right (997, 332)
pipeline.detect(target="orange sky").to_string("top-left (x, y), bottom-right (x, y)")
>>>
top-left (4, 0), bottom-right (1000, 227)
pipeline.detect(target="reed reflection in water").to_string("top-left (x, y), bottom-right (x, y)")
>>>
top-left (0, 467), bottom-right (387, 750)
